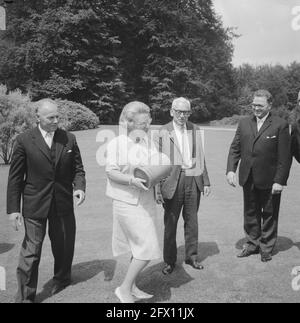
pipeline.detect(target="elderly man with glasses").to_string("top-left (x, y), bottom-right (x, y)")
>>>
top-left (158, 97), bottom-right (211, 275)
top-left (226, 90), bottom-right (292, 262)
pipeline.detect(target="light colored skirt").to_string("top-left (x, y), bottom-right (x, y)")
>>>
top-left (112, 189), bottom-right (161, 261)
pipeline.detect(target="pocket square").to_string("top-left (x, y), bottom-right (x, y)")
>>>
top-left (67, 150), bottom-right (72, 153)
top-left (266, 136), bottom-right (276, 139)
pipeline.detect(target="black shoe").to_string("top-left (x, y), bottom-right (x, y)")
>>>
top-left (50, 282), bottom-right (70, 296)
top-left (162, 263), bottom-right (175, 275)
top-left (261, 252), bottom-right (272, 262)
top-left (185, 259), bottom-right (204, 270)
top-left (237, 248), bottom-right (259, 258)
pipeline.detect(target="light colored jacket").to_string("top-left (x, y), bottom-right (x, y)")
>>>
top-left (106, 134), bottom-right (161, 204)
top-left (159, 121), bottom-right (210, 200)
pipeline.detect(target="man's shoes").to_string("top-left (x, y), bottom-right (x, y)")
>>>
top-left (185, 259), bottom-right (204, 270)
top-left (162, 263), bottom-right (175, 275)
top-left (261, 252), bottom-right (272, 262)
top-left (237, 248), bottom-right (259, 258)
top-left (50, 282), bottom-right (70, 296)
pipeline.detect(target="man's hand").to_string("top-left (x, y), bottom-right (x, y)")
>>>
top-left (272, 183), bottom-right (283, 195)
top-left (227, 171), bottom-right (237, 187)
top-left (73, 190), bottom-right (85, 206)
top-left (203, 186), bottom-right (211, 197)
top-left (9, 213), bottom-right (22, 231)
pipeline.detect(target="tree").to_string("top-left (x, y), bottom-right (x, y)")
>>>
top-left (136, 0), bottom-right (237, 122)
top-left (1, 0), bottom-right (128, 123)
top-left (0, 0), bottom-right (237, 124)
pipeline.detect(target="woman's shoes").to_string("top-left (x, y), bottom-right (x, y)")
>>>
top-left (115, 287), bottom-right (135, 303)
top-left (132, 285), bottom-right (153, 299)
top-left (115, 286), bottom-right (153, 302)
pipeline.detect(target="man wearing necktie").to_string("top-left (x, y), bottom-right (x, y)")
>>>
top-left (291, 90), bottom-right (300, 163)
top-left (159, 97), bottom-right (211, 275)
top-left (226, 90), bottom-right (291, 262)
top-left (6, 98), bottom-right (86, 303)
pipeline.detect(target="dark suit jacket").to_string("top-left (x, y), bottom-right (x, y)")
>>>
top-left (291, 120), bottom-right (300, 163)
top-left (227, 114), bottom-right (291, 189)
top-left (7, 127), bottom-right (86, 219)
top-left (159, 121), bottom-right (210, 200)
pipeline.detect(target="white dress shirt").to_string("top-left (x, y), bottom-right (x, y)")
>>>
top-left (256, 113), bottom-right (270, 132)
top-left (173, 121), bottom-right (192, 169)
top-left (38, 124), bottom-right (54, 148)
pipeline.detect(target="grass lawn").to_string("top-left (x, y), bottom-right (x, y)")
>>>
top-left (1, 125), bottom-right (300, 303)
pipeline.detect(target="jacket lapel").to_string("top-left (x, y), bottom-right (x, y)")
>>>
top-left (54, 129), bottom-right (65, 167)
top-left (165, 121), bottom-right (181, 154)
top-left (254, 114), bottom-right (272, 144)
top-left (31, 127), bottom-right (52, 163)
top-left (250, 116), bottom-right (258, 138)
top-left (186, 121), bottom-right (196, 159)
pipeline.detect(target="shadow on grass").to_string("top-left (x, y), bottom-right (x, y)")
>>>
top-left (0, 243), bottom-right (15, 255)
top-left (136, 241), bottom-right (220, 303)
top-left (35, 259), bottom-right (116, 303)
top-left (294, 242), bottom-right (300, 250)
top-left (236, 236), bottom-right (297, 255)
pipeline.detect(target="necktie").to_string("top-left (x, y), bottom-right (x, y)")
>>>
top-left (180, 127), bottom-right (191, 169)
top-left (45, 132), bottom-right (53, 148)
top-left (257, 119), bottom-right (263, 132)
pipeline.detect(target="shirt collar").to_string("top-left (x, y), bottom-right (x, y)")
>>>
top-left (256, 112), bottom-right (270, 124)
top-left (38, 124), bottom-right (54, 138)
top-left (173, 120), bottom-right (187, 132)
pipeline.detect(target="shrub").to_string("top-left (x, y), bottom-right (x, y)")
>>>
top-left (210, 114), bottom-right (247, 126)
top-left (0, 88), bottom-right (35, 164)
top-left (56, 99), bottom-right (99, 131)
top-left (0, 86), bottom-right (99, 164)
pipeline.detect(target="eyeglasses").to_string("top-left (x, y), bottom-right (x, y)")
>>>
top-left (251, 104), bottom-right (267, 108)
top-left (173, 109), bottom-right (192, 117)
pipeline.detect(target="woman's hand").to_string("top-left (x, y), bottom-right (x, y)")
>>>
top-left (131, 178), bottom-right (149, 191)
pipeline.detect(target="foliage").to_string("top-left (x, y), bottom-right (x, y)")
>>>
top-left (56, 99), bottom-right (99, 131)
top-left (0, 84), bottom-right (98, 164)
top-left (0, 87), bottom-right (36, 164)
top-left (2, 1), bottom-right (299, 126)
top-left (0, 0), bottom-right (237, 124)
top-left (210, 114), bottom-right (246, 126)
top-left (235, 63), bottom-right (300, 115)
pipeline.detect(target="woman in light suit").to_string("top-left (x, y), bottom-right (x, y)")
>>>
top-left (106, 101), bottom-right (165, 303)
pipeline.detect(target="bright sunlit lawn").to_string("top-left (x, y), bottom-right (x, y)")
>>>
top-left (1, 125), bottom-right (300, 303)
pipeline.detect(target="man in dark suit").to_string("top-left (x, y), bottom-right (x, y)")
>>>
top-left (6, 99), bottom-right (86, 303)
top-left (226, 90), bottom-right (291, 262)
top-left (159, 97), bottom-right (211, 275)
top-left (292, 91), bottom-right (300, 162)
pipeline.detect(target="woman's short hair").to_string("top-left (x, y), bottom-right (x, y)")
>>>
top-left (119, 101), bottom-right (151, 127)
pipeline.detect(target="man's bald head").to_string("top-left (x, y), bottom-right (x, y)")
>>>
top-left (35, 99), bottom-right (59, 133)
top-left (35, 99), bottom-right (58, 116)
